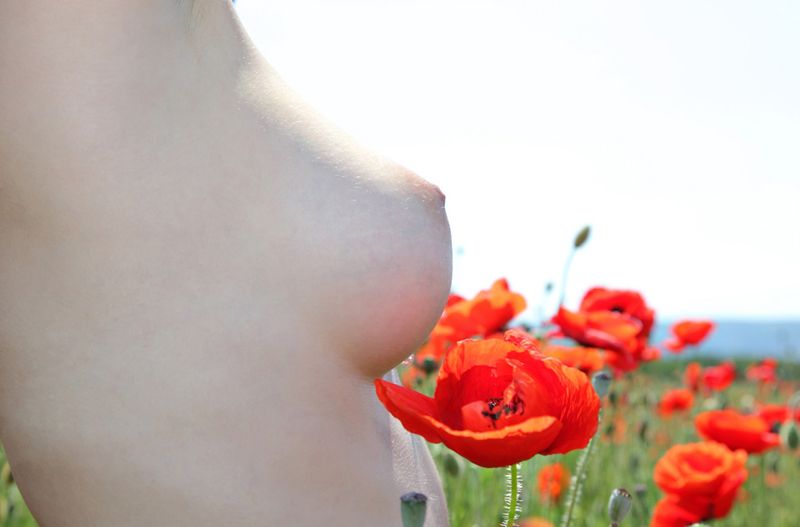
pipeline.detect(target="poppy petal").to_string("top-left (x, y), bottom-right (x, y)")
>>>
top-left (540, 359), bottom-right (601, 454)
top-left (374, 379), bottom-right (443, 444)
top-left (421, 414), bottom-right (562, 468)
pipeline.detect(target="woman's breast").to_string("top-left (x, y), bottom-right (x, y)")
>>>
top-left (0, 83), bottom-right (453, 524)
top-left (280, 154), bottom-right (453, 376)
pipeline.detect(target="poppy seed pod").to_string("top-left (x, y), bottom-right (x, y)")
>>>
top-left (608, 488), bottom-right (632, 525)
top-left (592, 371), bottom-right (612, 398)
top-left (400, 492), bottom-right (427, 527)
top-left (573, 225), bottom-right (591, 248)
top-left (780, 420), bottom-right (799, 450)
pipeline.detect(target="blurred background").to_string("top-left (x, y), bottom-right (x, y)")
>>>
top-left (235, 1), bottom-right (800, 357)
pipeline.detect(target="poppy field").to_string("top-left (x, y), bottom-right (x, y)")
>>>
top-left (1, 229), bottom-right (799, 527)
top-left (423, 358), bottom-right (800, 527)
top-left (382, 228), bottom-right (799, 527)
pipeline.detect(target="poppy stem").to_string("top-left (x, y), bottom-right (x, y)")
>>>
top-left (561, 410), bottom-right (602, 527)
top-left (504, 463), bottom-right (521, 527)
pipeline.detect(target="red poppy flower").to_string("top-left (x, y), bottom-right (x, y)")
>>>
top-left (756, 404), bottom-right (800, 428)
top-left (551, 307), bottom-right (641, 355)
top-left (746, 358), bottom-right (778, 384)
top-left (651, 497), bottom-right (708, 527)
top-left (695, 410), bottom-right (780, 454)
top-left (553, 287), bottom-right (656, 372)
top-left (542, 345), bottom-right (606, 375)
top-left (432, 279), bottom-right (526, 345)
top-left (658, 388), bottom-right (695, 417)
top-left (665, 320), bottom-right (715, 353)
top-left (580, 287), bottom-right (655, 338)
top-left (701, 362), bottom-right (735, 392)
top-left (537, 462), bottom-right (570, 503)
top-left (651, 441), bottom-right (748, 526)
top-left (374, 331), bottom-right (601, 468)
top-left (684, 362), bottom-right (702, 392)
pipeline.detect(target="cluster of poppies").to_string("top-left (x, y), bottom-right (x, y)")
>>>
top-left (651, 441), bottom-right (748, 526)
top-left (375, 278), bottom-right (796, 527)
top-left (649, 348), bottom-right (798, 525)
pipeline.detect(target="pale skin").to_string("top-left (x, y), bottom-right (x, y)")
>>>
top-left (0, 1), bottom-right (452, 525)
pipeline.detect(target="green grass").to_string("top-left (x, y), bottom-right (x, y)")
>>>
top-left (1, 358), bottom-right (797, 526)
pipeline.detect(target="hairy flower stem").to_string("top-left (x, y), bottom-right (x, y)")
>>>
top-left (561, 410), bottom-right (603, 527)
top-left (504, 463), bottom-right (521, 527)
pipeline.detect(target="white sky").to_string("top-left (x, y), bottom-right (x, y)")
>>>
top-left (236, 1), bottom-right (800, 320)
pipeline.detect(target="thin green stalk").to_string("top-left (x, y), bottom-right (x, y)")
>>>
top-left (504, 463), bottom-right (521, 527)
top-left (561, 409), bottom-right (603, 527)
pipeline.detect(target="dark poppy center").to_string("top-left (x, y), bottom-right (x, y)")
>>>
top-left (480, 395), bottom-right (526, 428)
top-left (610, 306), bottom-right (625, 313)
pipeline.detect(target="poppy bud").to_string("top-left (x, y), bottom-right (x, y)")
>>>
top-left (400, 492), bottom-right (427, 527)
top-left (573, 225), bottom-right (591, 249)
top-left (608, 390), bottom-right (618, 407)
top-left (607, 488), bottom-right (632, 525)
top-left (420, 357), bottom-right (439, 375)
top-left (780, 420), bottom-right (799, 450)
top-left (592, 371), bottom-right (612, 398)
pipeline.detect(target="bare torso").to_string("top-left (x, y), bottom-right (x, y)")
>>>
top-left (0, 2), bottom-right (451, 525)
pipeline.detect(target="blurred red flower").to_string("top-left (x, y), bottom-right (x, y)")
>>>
top-left (432, 278), bottom-right (526, 345)
top-left (401, 366), bottom-right (425, 390)
top-left (537, 462), bottom-right (570, 503)
top-left (374, 330), bottom-right (600, 468)
top-left (684, 362), bottom-right (702, 392)
top-left (664, 320), bottom-right (715, 353)
top-left (695, 409), bottom-right (780, 454)
top-left (658, 388), bottom-right (695, 417)
top-left (580, 287), bottom-right (655, 338)
top-left (756, 403), bottom-right (800, 428)
top-left (746, 358), bottom-right (778, 384)
top-left (651, 441), bottom-right (748, 526)
top-left (542, 344), bottom-right (606, 375)
top-left (409, 280), bottom-right (526, 366)
top-left (701, 362), bottom-right (735, 392)
top-left (552, 307), bottom-right (641, 354)
top-left (552, 287), bottom-right (656, 372)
